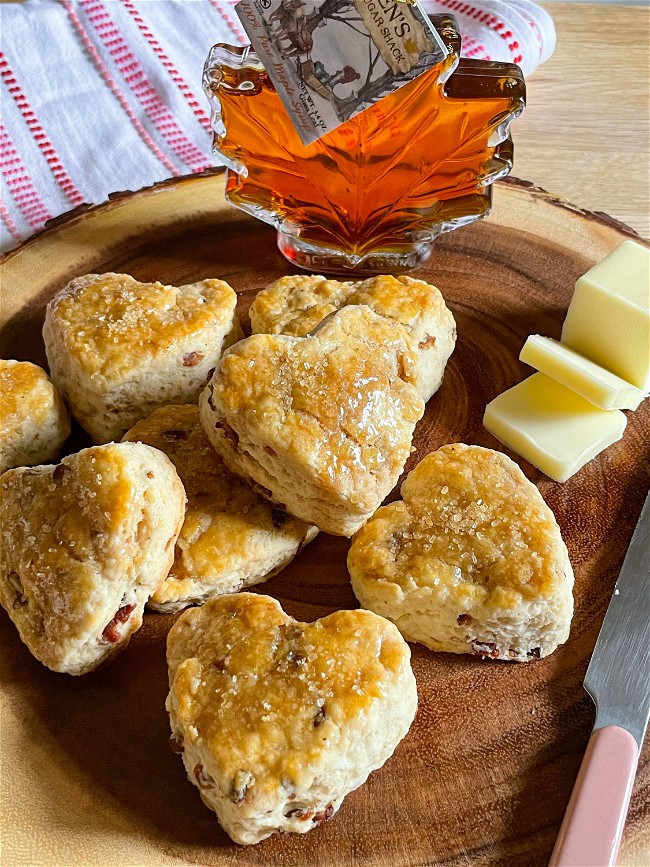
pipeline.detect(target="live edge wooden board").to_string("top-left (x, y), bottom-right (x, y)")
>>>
top-left (0, 172), bottom-right (648, 867)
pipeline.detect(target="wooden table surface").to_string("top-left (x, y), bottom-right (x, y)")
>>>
top-left (516, 3), bottom-right (649, 238)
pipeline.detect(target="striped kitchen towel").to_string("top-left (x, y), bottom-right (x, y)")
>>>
top-left (0, 0), bottom-right (555, 253)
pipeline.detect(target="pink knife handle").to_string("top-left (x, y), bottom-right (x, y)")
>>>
top-left (549, 725), bottom-right (639, 867)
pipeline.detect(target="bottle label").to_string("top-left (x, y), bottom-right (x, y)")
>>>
top-left (235, 0), bottom-right (448, 145)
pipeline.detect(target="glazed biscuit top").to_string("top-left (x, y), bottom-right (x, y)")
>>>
top-left (348, 444), bottom-right (570, 609)
top-left (123, 406), bottom-right (311, 596)
top-left (0, 360), bottom-right (61, 434)
top-left (167, 593), bottom-right (411, 797)
top-left (0, 443), bottom-right (182, 648)
top-left (46, 273), bottom-right (237, 380)
top-left (208, 306), bottom-right (424, 508)
top-left (249, 274), bottom-right (451, 343)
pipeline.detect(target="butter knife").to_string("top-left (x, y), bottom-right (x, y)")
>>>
top-left (549, 490), bottom-right (650, 867)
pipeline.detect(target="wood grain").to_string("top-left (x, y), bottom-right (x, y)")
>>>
top-left (0, 174), bottom-right (648, 867)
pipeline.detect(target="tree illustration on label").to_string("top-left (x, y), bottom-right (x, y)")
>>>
top-left (269, 0), bottom-right (313, 57)
top-left (306, 62), bottom-right (361, 114)
top-left (236, 0), bottom-right (448, 142)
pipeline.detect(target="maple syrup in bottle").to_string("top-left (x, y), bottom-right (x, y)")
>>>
top-left (203, 14), bottom-right (525, 274)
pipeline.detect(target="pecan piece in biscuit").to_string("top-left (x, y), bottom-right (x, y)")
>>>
top-left (182, 351), bottom-right (204, 367)
top-left (102, 603), bottom-right (136, 643)
top-left (194, 763), bottom-right (215, 790)
top-left (472, 640), bottom-right (500, 659)
top-left (312, 804), bottom-right (334, 825)
top-left (285, 807), bottom-right (312, 821)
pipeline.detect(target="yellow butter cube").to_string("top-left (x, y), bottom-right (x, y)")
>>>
top-left (520, 335), bottom-right (645, 410)
top-left (561, 240), bottom-right (650, 393)
top-left (483, 373), bottom-right (627, 483)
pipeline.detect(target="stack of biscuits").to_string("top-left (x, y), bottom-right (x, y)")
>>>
top-left (0, 270), bottom-right (573, 845)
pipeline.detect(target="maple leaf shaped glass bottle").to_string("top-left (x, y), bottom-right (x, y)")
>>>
top-left (203, 14), bottom-right (525, 274)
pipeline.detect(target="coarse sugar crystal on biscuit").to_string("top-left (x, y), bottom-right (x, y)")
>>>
top-left (43, 272), bottom-right (244, 443)
top-left (348, 443), bottom-right (574, 661)
top-left (166, 592), bottom-right (417, 845)
top-left (0, 442), bottom-right (185, 674)
top-left (0, 360), bottom-right (70, 474)
top-left (199, 305), bottom-right (425, 537)
top-left (249, 273), bottom-right (456, 401)
top-left (123, 405), bottom-right (317, 612)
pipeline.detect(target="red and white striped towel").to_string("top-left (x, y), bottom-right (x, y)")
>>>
top-left (0, 0), bottom-right (555, 253)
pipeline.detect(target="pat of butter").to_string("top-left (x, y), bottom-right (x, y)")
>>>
top-left (561, 240), bottom-right (650, 393)
top-left (520, 335), bottom-right (645, 410)
top-left (483, 373), bottom-right (627, 483)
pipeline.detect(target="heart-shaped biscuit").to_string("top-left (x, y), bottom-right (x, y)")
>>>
top-left (349, 444), bottom-right (574, 661)
top-left (166, 593), bottom-right (417, 845)
top-left (0, 442), bottom-right (185, 674)
top-left (43, 272), bottom-right (243, 443)
top-left (200, 306), bottom-right (424, 536)
top-left (250, 274), bottom-right (457, 402)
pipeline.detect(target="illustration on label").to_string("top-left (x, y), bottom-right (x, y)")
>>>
top-left (235, 0), bottom-right (448, 144)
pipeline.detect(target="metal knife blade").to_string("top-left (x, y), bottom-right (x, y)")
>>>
top-left (584, 490), bottom-right (650, 749)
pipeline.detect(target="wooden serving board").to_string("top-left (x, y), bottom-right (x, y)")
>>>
top-left (1, 172), bottom-right (648, 867)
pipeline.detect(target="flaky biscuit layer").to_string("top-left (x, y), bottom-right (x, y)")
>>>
top-left (123, 405), bottom-right (316, 611)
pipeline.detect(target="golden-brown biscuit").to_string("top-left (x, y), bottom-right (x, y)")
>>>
top-left (43, 272), bottom-right (243, 443)
top-left (348, 444), bottom-right (574, 661)
top-left (0, 360), bottom-right (70, 473)
top-left (200, 306), bottom-right (425, 536)
top-left (249, 274), bottom-right (456, 401)
top-left (0, 442), bottom-right (185, 674)
top-left (123, 405), bottom-right (317, 611)
top-left (166, 593), bottom-right (417, 845)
